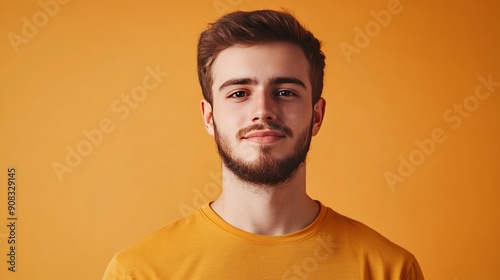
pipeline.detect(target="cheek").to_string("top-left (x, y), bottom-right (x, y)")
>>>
top-left (283, 106), bottom-right (312, 127)
top-left (213, 107), bottom-right (245, 133)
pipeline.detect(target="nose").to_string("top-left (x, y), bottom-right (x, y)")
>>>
top-left (251, 91), bottom-right (277, 122)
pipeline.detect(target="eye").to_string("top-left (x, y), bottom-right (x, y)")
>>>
top-left (229, 91), bottom-right (247, 98)
top-left (275, 90), bottom-right (295, 97)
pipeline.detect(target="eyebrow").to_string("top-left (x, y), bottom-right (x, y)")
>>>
top-left (218, 78), bottom-right (258, 92)
top-left (218, 76), bottom-right (307, 92)
top-left (269, 77), bottom-right (306, 89)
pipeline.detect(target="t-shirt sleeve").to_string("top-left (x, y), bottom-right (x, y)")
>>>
top-left (102, 254), bottom-right (130, 280)
top-left (404, 257), bottom-right (425, 280)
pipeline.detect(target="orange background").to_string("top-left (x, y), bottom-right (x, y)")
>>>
top-left (1, 0), bottom-right (499, 279)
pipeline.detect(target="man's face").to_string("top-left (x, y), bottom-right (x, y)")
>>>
top-left (201, 42), bottom-right (325, 186)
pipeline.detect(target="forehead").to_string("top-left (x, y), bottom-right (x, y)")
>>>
top-left (211, 42), bottom-right (311, 92)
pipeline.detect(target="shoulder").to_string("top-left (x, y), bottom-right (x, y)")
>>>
top-left (322, 207), bottom-right (422, 275)
top-left (102, 208), bottom-right (206, 279)
top-left (325, 207), bottom-right (410, 253)
top-left (316, 207), bottom-right (425, 279)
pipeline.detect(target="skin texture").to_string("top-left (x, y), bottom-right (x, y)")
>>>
top-left (201, 42), bottom-right (326, 235)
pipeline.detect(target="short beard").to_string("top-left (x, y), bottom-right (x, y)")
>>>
top-left (213, 120), bottom-right (313, 188)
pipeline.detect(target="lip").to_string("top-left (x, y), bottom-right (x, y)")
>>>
top-left (243, 130), bottom-right (285, 144)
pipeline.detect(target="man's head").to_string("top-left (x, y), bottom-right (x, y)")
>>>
top-left (197, 10), bottom-right (326, 187)
top-left (197, 9), bottom-right (325, 105)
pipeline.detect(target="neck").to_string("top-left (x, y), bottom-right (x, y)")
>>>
top-left (210, 164), bottom-right (319, 236)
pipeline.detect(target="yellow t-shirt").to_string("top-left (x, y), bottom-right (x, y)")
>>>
top-left (103, 202), bottom-right (424, 279)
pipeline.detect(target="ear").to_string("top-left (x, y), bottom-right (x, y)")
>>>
top-left (201, 99), bottom-right (214, 136)
top-left (311, 98), bottom-right (326, 136)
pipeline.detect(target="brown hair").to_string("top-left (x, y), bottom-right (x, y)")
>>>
top-left (197, 9), bottom-right (326, 105)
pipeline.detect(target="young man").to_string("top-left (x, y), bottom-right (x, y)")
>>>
top-left (103, 10), bottom-right (424, 279)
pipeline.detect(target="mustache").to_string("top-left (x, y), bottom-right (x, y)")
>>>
top-left (237, 122), bottom-right (293, 139)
